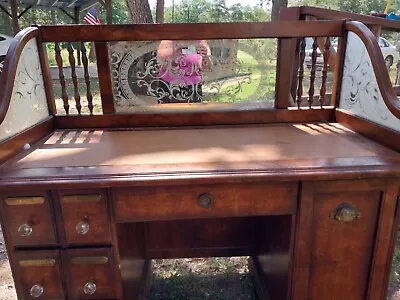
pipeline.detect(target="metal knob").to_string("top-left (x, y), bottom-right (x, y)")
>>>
top-left (83, 281), bottom-right (96, 295)
top-left (330, 203), bottom-right (361, 222)
top-left (198, 193), bottom-right (214, 208)
top-left (76, 220), bottom-right (90, 235)
top-left (18, 223), bottom-right (33, 237)
top-left (30, 284), bottom-right (44, 298)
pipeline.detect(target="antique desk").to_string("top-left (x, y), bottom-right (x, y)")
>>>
top-left (0, 17), bottom-right (399, 300)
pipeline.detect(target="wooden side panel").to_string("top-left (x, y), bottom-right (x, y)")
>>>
top-left (308, 190), bottom-right (380, 299)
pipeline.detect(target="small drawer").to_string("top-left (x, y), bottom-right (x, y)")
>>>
top-left (113, 182), bottom-right (298, 222)
top-left (59, 191), bottom-right (111, 245)
top-left (14, 250), bottom-right (65, 299)
top-left (1, 194), bottom-right (58, 246)
top-left (64, 248), bottom-right (117, 299)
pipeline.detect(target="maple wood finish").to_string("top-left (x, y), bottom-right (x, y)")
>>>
top-left (0, 18), bottom-right (400, 300)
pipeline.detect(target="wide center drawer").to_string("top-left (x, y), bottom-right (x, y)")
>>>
top-left (113, 182), bottom-right (298, 222)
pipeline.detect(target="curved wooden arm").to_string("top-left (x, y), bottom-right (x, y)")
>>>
top-left (0, 27), bottom-right (39, 125)
top-left (345, 21), bottom-right (400, 119)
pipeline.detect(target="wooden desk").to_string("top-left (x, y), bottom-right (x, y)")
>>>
top-left (1, 123), bottom-right (399, 299)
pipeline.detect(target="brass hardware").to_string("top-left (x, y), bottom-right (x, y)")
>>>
top-left (6, 197), bottom-right (45, 206)
top-left (19, 259), bottom-right (56, 267)
top-left (71, 256), bottom-right (109, 265)
top-left (330, 203), bottom-right (361, 222)
top-left (62, 194), bottom-right (102, 203)
top-left (198, 193), bottom-right (214, 208)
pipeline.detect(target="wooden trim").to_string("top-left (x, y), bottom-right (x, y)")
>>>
top-left (331, 30), bottom-right (347, 107)
top-left (295, 6), bottom-right (400, 31)
top-left (95, 42), bottom-right (115, 114)
top-left (36, 34), bottom-right (57, 116)
top-left (275, 38), bottom-right (298, 109)
top-left (278, 7), bottom-right (301, 21)
top-left (55, 107), bottom-right (335, 129)
top-left (0, 28), bottom-right (39, 125)
top-left (0, 116), bottom-right (55, 164)
top-left (345, 21), bottom-right (400, 119)
top-left (335, 109), bottom-right (400, 152)
top-left (38, 21), bottom-right (344, 42)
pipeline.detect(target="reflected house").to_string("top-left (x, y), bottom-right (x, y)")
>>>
top-left (109, 39), bottom-right (239, 108)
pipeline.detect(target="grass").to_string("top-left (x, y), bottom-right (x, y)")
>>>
top-left (150, 257), bottom-right (256, 300)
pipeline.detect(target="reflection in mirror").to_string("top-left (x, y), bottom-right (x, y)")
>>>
top-left (109, 39), bottom-right (277, 112)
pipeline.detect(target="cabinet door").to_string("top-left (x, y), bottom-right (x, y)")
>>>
top-left (292, 180), bottom-right (398, 300)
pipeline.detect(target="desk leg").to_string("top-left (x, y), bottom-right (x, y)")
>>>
top-left (115, 223), bottom-right (153, 299)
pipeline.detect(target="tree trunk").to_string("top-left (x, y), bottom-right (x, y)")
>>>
top-left (271, 0), bottom-right (288, 21)
top-left (125, 0), bottom-right (153, 23)
top-left (156, 0), bottom-right (164, 23)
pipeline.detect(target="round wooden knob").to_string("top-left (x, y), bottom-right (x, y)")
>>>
top-left (83, 281), bottom-right (96, 295)
top-left (18, 223), bottom-right (33, 237)
top-left (76, 220), bottom-right (90, 235)
top-left (30, 284), bottom-right (44, 298)
top-left (198, 193), bottom-right (214, 208)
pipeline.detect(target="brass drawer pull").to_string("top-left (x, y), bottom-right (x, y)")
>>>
top-left (18, 223), bottom-right (33, 237)
top-left (76, 220), bottom-right (90, 235)
top-left (198, 193), bottom-right (214, 208)
top-left (62, 194), bottom-right (101, 204)
top-left (30, 284), bottom-right (44, 298)
top-left (83, 281), bottom-right (96, 295)
top-left (330, 203), bottom-right (361, 222)
top-left (6, 197), bottom-right (45, 206)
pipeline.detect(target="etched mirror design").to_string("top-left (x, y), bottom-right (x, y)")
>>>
top-left (108, 39), bottom-right (277, 112)
top-left (339, 32), bottom-right (400, 132)
top-left (0, 38), bottom-right (49, 141)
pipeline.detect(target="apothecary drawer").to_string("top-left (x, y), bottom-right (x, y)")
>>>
top-left (0, 193), bottom-right (58, 247)
top-left (113, 182), bottom-right (298, 222)
top-left (58, 191), bottom-right (111, 245)
top-left (64, 248), bottom-right (117, 299)
top-left (14, 250), bottom-right (65, 299)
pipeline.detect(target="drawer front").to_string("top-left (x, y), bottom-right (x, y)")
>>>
top-left (59, 192), bottom-right (111, 245)
top-left (64, 248), bottom-right (117, 299)
top-left (1, 194), bottom-right (58, 246)
top-left (113, 182), bottom-right (298, 222)
top-left (15, 250), bottom-right (65, 299)
top-left (308, 190), bottom-right (381, 299)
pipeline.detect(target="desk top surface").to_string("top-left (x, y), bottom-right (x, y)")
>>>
top-left (1, 123), bottom-right (399, 188)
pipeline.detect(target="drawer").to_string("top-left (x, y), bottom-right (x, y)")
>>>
top-left (59, 191), bottom-right (111, 245)
top-left (0, 194), bottom-right (58, 246)
top-left (113, 182), bottom-right (298, 222)
top-left (14, 250), bottom-right (65, 299)
top-left (64, 248), bottom-right (117, 299)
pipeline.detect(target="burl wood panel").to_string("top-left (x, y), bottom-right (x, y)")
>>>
top-left (14, 250), bottom-right (65, 300)
top-left (64, 248), bottom-right (117, 299)
top-left (57, 190), bottom-right (112, 245)
top-left (305, 188), bottom-right (381, 300)
top-left (0, 192), bottom-right (58, 247)
top-left (113, 182), bottom-right (297, 222)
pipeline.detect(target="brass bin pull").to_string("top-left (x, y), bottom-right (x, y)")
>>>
top-left (330, 203), bottom-right (361, 222)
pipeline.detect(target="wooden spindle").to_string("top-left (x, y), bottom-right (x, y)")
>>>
top-left (81, 42), bottom-right (94, 115)
top-left (319, 38), bottom-right (331, 108)
top-left (68, 43), bottom-right (81, 114)
top-left (296, 38), bottom-right (306, 108)
top-left (308, 37), bottom-right (318, 108)
top-left (55, 42), bottom-right (69, 114)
